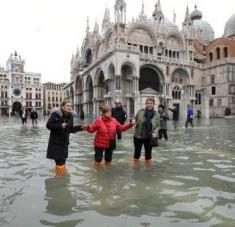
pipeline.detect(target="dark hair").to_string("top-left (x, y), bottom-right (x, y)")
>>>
top-left (158, 104), bottom-right (165, 109)
top-left (61, 100), bottom-right (72, 107)
top-left (145, 97), bottom-right (155, 104)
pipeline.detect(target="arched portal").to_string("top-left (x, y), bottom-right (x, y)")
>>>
top-left (95, 69), bottom-right (106, 99)
top-left (12, 102), bottom-right (22, 115)
top-left (86, 75), bottom-right (93, 115)
top-left (70, 86), bottom-right (74, 106)
top-left (76, 76), bottom-right (83, 113)
top-left (139, 65), bottom-right (164, 92)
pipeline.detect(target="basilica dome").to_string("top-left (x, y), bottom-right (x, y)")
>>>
top-left (155, 17), bottom-right (178, 34)
top-left (224, 13), bottom-right (235, 37)
top-left (190, 6), bottom-right (215, 45)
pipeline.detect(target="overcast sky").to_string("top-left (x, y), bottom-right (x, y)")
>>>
top-left (0, 0), bottom-right (234, 83)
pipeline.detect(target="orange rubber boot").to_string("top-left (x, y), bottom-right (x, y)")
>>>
top-left (93, 160), bottom-right (102, 169)
top-left (55, 165), bottom-right (65, 175)
top-left (133, 158), bottom-right (140, 167)
top-left (144, 159), bottom-right (152, 167)
top-left (104, 161), bottom-right (111, 168)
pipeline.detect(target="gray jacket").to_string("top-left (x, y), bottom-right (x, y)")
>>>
top-left (159, 112), bottom-right (169, 129)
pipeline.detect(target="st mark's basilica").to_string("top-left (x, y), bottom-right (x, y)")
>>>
top-left (65, 0), bottom-right (235, 118)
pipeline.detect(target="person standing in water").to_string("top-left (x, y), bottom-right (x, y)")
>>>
top-left (158, 104), bottom-right (169, 141)
top-left (133, 98), bottom-right (159, 166)
top-left (168, 106), bottom-right (179, 129)
top-left (46, 100), bottom-right (84, 174)
top-left (185, 104), bottom-right (194, 128)
top-left (84, 105), bottom-right (135, 168)
top-left (30, 109), bottom-right (38, 127)
top-left (111, 99), bottom-right (127, 140)
top-left (19, 108), bottom-right (28, 127)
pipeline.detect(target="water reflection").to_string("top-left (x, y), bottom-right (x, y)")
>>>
top-left (40, 174), bottom-right (83, 227)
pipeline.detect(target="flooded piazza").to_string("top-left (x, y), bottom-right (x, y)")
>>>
top-left (0, 117), bottom-right (235, 227)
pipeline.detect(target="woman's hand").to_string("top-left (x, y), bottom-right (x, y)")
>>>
top-left (152, 132), bottom-right (158, 138)
top-left (130, 119), bottom-right (136, 125)
top-left (62, 123), bottom-right (68, 129)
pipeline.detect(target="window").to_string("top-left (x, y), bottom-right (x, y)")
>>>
top-left (166, 66), bottom-right (169, 76)
top-left (209, 99), bottom-right (214, 106)
top-left (224, 47), bottom-right (228, 58)
top-left (217, 98), bottom-right (222, 107)
top-left (212, 86), bottom-right (216, 95)
top-left (195, 91), bottom-right (201, 104)
top-left (172, 86), bottom-right (181, 100)
top-left (230, 85), bottom-right (235, 94)
top-left (216, 48), bottom-right (220, 60)
top-left (144, 46), bottom-right (148, 54)
top-left (209, 53), bottom-right (213, 61)
top-left (211, 75), bottom-right (215, 84)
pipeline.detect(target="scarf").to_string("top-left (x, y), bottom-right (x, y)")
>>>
top-left (143, 108), bottom-right (155, 139)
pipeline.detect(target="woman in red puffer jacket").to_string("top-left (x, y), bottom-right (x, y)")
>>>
top-left (84, 105), bottom-right (135, 167)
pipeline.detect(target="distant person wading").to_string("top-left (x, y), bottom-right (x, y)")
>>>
top-left (111, 99), bottom-right (127, 140)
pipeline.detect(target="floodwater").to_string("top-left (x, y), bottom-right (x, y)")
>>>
top-left (0, 117), bottom-right (235, 227)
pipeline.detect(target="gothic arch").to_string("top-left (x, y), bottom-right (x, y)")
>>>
top-left (76, 76), bottom-right (83, 94)
top-left (172, 86), bottom-right (182, 100)
top-left (108, 63), bottom-right (115, 79)
top-left (70, 86), bottom-right (74, 105)
top-left (94, 68), bottom-right (105, 86)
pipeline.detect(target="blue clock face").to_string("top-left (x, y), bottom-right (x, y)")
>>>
top-left (13, 88), bottom-right (21, 96)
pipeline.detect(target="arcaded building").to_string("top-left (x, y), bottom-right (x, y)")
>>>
top-left (65, 0), bottom-right (235, 118)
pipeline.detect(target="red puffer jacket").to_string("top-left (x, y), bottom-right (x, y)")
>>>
top-left (86, 116), bottom-right (132, 148)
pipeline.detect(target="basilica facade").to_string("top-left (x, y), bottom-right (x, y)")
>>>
top-left (65, 0), bottom-right (235, 118)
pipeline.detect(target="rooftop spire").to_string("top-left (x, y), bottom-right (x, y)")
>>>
top-left (158, 0), bottom-right (162, 13)
top-left (173, 10), bottom-right (176, 24)
top-left (153, 0), bottom-right (164, 21)
top-left (141, 0), bottom-right (145, 15)
top-left (86, 17), bottom-right (90, 34)
top-left (93, 21), bottom-right (99, 35)
top-left (102, 7), bottom-right (111, 33)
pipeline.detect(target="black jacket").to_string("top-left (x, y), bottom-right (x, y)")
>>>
top-left (111, 107), bottom-right (127, 124)
top-left (30, 111), bottom-right (38, 119)
top-left (168, 108), bottom-right (179, 121)
top-left (46, 108), bottom-right (83, 160)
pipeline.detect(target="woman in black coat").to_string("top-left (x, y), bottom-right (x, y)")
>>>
top-left (46, 100), bottom-right (83, 173)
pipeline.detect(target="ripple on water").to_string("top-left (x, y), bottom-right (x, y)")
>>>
top-left (212, 175), bottom-right (235, 183)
